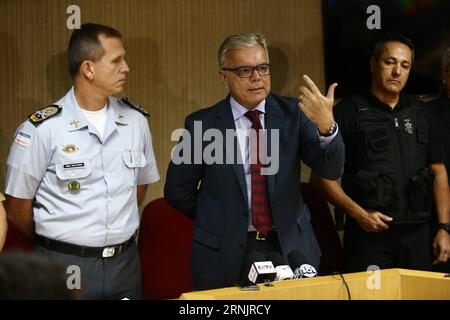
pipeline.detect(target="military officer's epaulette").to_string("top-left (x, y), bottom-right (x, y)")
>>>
top-left (118, 97), bottom-right (149, 117)
top-left (28, 104), bottom-right (62, 126)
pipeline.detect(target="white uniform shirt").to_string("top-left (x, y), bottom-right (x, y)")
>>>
top-left (5, 87), bottom-right (160, 246)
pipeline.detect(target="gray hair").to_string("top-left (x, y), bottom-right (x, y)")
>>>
top-left (218, 33), bottom-right (268, 68)
top-left (442, 47), bottom-right (450, 71)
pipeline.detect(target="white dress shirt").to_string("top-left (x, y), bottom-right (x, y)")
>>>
top-left (229, 96), bottom-right (338, 231)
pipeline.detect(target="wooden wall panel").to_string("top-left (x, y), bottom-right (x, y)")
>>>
top-left (0, 0), bottom-right (325, 205)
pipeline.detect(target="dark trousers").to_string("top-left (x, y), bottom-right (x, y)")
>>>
top-left (35, 242), bottom-right (142, 300)
top-left (343, 220), bottom-right (431, 273)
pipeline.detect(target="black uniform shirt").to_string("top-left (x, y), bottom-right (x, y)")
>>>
top-left (334, 91), bottom-right (445, 175)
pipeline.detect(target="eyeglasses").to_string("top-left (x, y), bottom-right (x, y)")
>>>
top-left (222, 63), bottom-right (271, 78)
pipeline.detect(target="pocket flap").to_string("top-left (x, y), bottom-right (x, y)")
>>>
top-left (55, 160), bottom-right (91, 180)
top-left (193, 226), bottom-right (222, 251)
top-left (123, 150), bottom-right (147, 168)
top-left (366, 128), bottom-right (390, 151)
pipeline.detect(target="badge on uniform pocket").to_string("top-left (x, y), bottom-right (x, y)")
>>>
top-left (68, 179), bottom-right (80, 192)
top-left (403, 119), bottom-right (414, 134)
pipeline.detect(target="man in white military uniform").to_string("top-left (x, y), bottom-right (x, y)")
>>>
top-left (4, 23), bottom-right (159, 299)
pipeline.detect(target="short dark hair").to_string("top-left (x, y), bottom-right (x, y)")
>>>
top-left (372, 33), bottom-right (415, 63)
top-left (68, 23), bottom-right (122, 78)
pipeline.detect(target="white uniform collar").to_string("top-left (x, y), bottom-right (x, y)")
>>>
top-left (60, 87), bottom-right (128, 131)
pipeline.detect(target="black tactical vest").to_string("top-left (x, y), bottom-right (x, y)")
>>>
top-left (341, 94), bottom-right (433, 223)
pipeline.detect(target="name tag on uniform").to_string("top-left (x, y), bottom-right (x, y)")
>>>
top-left (63, 162), bottom-right (85, 170)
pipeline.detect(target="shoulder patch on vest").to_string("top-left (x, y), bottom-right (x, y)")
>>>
top-left (118, 97), bottom-right (149, 117)
top-left (28, 105), bottom-right (62, 126)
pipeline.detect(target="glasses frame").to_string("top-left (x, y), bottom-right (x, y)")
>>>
top-left (221, 63), bottom-right (271, 78)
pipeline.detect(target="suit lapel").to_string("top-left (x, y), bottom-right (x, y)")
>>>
top-left (216, 99), bottom-right (248, 205)
top-left (264, 94), bottom-right (283, 202)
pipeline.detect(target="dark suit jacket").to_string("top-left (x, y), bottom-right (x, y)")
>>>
top-left (164, 93), bottom-right (345, 290)
top-left (425, 94), bottom-right (450, 177)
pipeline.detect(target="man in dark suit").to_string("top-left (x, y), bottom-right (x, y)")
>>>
top-left (164, 33), bottom-right (344, 290)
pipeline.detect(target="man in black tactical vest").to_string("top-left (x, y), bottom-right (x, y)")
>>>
top-left (312, 34), bottom-right (450, 272)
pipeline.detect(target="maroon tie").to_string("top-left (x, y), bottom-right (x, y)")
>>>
top-left (244, 110), bottom-right (273, 235)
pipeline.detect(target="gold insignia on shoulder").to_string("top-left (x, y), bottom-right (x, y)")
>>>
top-left (118, 97), bottom-right (149, 117)
top-left (28, 105), bottom-right (62, 126)
top-left (63, 144), bottom-right (78, 153)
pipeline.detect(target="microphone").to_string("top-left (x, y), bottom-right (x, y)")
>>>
top-left (238, 251), bottom-right (265, 289)
top-left (266, 251), bottom-right (294, 281)
top-left (248, 259), bottom-right (277, 285)
top-left (287, 250), bottom-right (318, 279)
top-left (240, 251), bottom-right (276, 285)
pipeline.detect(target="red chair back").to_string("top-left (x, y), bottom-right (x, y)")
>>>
top-left (138, 198), bottom-right (194, 299)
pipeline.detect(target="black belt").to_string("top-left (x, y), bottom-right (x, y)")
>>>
top-left (35, 234), bottom-right (136, 258)
top-left (247, 230), bottom-right (277, 241)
